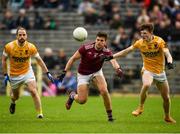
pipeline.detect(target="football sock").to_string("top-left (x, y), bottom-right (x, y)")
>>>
top-left (37, 109), bottom-right (43, 115)
top-left (107, 110), bottom-right (113, 119)
top-left (70, 92), bottom-right (76, 100)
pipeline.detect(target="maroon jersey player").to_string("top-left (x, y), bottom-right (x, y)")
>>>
top-left (57, 32), bottom-right (122, 122)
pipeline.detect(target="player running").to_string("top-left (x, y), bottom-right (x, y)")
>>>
top-left (102, 23), bottom-right (176, 123)
top-left (57, 32), bottom-right (123, 122)
top-left (2, 26), bottom-right (55, 118)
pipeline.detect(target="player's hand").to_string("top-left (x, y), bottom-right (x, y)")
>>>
top-left (4, 73), bottom-right (10, 87)
top-left (116, 67), bottom-right (123, 78)
top-left (46, 72), bottom-right (55, 83)
top-left (57, 70), bottom-right (66, 82)
top-left (167, 62), bottom-right (174, 70)
top-left (100, 55), bottom-right (113, 62)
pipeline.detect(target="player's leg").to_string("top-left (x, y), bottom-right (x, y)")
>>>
top-left (156, 81), bottom-right (176, 123)
top-left (9, 87), bottom-right (21, 114)
top-left (26, 80), bottom-right (43, 118)
top-left (93, 75), bottom-right (114, 121)
top-left (66, 73), bottom-right (90, 110)
top-left (66, 84), bottom-right (89, 110)
top-left (132, 70), bottom-right (153, 116)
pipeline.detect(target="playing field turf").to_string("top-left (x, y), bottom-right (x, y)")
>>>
top-left (0, 95), bottom-right (179, 133)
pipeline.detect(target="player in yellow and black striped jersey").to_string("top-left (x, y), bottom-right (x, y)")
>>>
top-left (2, 26), bottom-right (55, 118)
top-left (103, 23), bottom-right (176, 123)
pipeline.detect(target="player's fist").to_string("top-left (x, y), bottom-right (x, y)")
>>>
top-left (116, 67), bottom-right (123, 78)
top-left (57, 70), bottom-right (66, 82)
top-left (167, 62), bottom-right (174, 70)
top-left (4, 73), bottom-right (10, 87)
top-left (46, 72), bottom-right (55, 83)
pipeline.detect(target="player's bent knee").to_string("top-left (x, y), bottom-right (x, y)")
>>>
top-left (30, 90), bottom-right (38, 98)
top-left (143, 84), bottom-right (151, 89)
top-left (13, 95), bottom-right (19, 100)
top-left (99, 89), bottom-right (108, 96)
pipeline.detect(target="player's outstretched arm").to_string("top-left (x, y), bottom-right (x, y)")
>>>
top-left (113, 46), bottom-right (134, 59)
top-left (2, 54), bottom-right (10, 86)
top-left (57, 50), bottom-right (81, 82)
top-left (163, 48), bottom-right (174, 69)
top-left (110, 59), bottom-right (123, 78)
top-left (35, 54), bottom-right (55, 83)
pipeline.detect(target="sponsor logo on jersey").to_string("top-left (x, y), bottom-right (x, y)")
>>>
top-left (12, 56), bottom-right (29, 62)
top-left (142, 50), bottom-right (160, 57)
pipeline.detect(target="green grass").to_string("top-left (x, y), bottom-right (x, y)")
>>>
top-left (0, 95), bottom-right (179, 133)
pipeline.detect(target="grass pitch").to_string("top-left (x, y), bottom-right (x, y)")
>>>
top-left (0, 95), bottom-right (179, 133)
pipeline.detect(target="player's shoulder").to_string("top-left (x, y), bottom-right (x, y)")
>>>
top-left (27, 41), bottom-right (36, 47)
top-left (4, 40), bottom-right (16, 49)
top-left (154, 35), bottom-right (165, 43)
top-left (83, 41), bottom-right (95, 50)
top-left (102, 46), bottom-right (111, 53)
top-left (26, 41), bottom-right (38, 50)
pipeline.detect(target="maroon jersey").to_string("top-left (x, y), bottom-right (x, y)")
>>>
top-left (78, 42), bottom-right (113, 75)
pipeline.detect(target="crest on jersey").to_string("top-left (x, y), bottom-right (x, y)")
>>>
top-left (154, 43), bottom-right (158, 49)
top-left (25, 50), bottom-right (28, 55)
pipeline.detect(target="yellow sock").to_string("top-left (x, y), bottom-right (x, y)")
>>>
top-left (37, 109), bottom-right (43, 115)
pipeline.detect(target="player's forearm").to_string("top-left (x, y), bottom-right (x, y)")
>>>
top-left (164, 48), bottom-right (173, 63)
top-left (110, 59), bottom-right (120, 69)
top-left (113, 48), bottom-right (131, 59)
top-left (36, 57), bottom-right (49, 73)
top-left (166, 54), bottom-right (173, 63)
top-left (2, 56), bottom-right (7, 74)
top-left (64, 57), bottom-right (76, 71)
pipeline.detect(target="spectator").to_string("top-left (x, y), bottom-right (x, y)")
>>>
top-left (8, 0), bottom-right (25, 11)
top-left (0, 10), bottom-right (16, 30)
top-left (43, 47), bottom-right (57, 70)
top-left (137, 8), bottom-right (150, 25)
top-left (32, 0), bottom-right (44, 8)
top-left (16, 8), bottom-right (30, 29)
top-left (44, 15), bottom-right (57, 30)
top-left (111, 26), bottom-right (130, 51)
top-left (110, 13), bottom-right (123, 29)
top-left (78, 0), bottom-right (98, 25)
top-left (123, 8), bottom-right (136, 29)
top-left (55, 49), bottom-right (67, 70)
top-left (33, 11), bottom-right (44, 29)
top-left (44, 0), bottom-right (59, 8)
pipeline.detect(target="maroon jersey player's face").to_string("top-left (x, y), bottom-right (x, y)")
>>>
top-left (95, 36), bottom-right (106, 50)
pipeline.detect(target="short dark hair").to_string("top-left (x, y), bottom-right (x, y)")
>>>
top-left (16, 26), bottom-right (27, 35)
top-left (96, 32), bottom-right (108, 40)
top-left (139, 23), bottom-right (154, 33)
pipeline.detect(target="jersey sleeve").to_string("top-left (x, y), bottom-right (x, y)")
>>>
top-left (132, 40), bottom-right (140, 49)
top-left (3, 44), bottom-right (11, 57)
top-left (105, 48), bottom-right (113, 56)
top-left (78, 45), bottom-right (86, 56)
top-left (158, 38), bottom-right (168, 48)
top-left (30, 43), bottom-right (38, 56)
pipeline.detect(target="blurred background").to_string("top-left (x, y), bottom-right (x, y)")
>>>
top-left (0, 0), bottom-right (180, 96)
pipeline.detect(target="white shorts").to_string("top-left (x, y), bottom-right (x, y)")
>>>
top-left (143, 69), bottom-right (167, 82)
top-left (10, 69), bottom-right (36, 89)
top-left (77, 69), bottom-right (104, 86)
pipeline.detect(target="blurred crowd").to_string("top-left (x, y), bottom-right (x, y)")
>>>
top-left (0, 0), bottom-right (180, 95)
